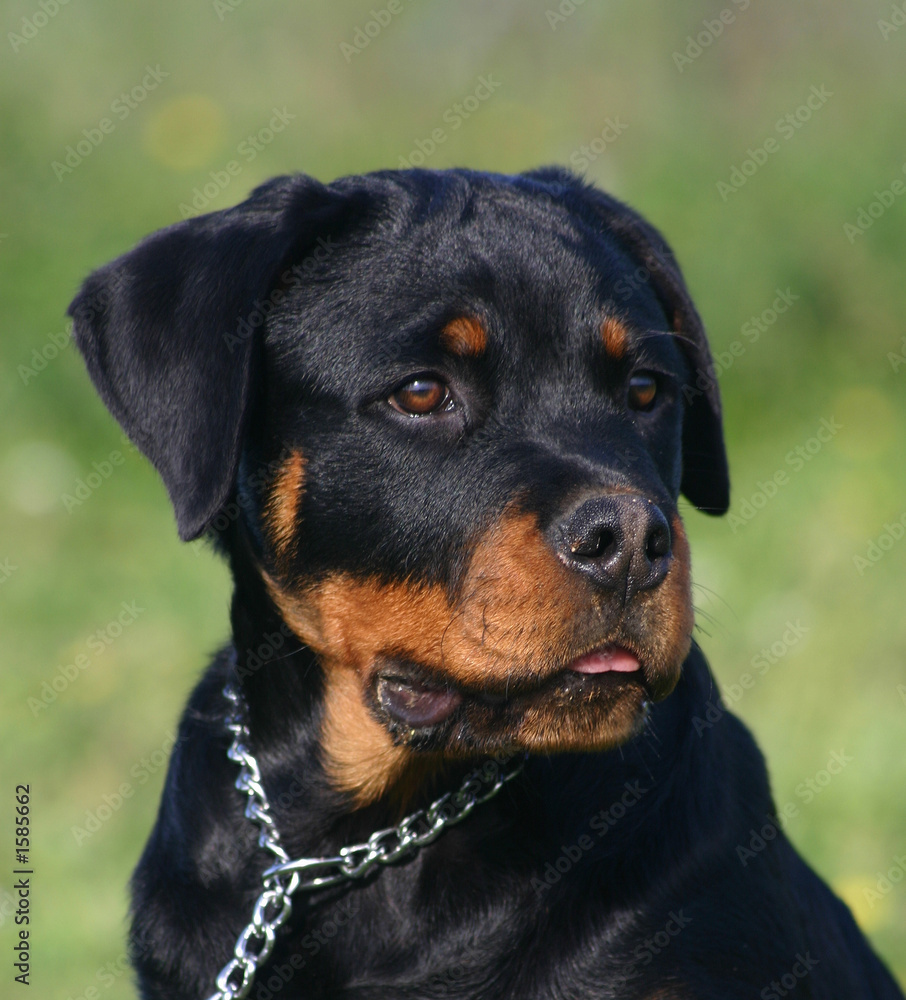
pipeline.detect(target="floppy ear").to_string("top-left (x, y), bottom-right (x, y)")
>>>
top-left (69, 175), bottom-right (349, 540)
top-left (521, 168), bottom-right (730, 516)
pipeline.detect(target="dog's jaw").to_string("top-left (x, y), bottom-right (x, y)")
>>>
top-left (262, 511), bottom-right (692, 807)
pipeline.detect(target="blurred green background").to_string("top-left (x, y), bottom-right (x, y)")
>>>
top-left (2, 0), bottom-right (905, 994)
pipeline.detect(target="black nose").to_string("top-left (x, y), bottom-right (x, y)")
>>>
top-left (554, 494), bottom-right (672, 600)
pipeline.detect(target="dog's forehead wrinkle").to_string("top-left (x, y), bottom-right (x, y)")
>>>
top-left (272, 199), bottom-right (633, 350)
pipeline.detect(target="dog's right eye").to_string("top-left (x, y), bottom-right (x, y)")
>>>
top-left (388, 378), bottom-right (454, 416)
top-left (627, 373), bottom-right (658, 411)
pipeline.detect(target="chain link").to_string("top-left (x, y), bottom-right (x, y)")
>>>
top-left (206, 681), bottom-right (525, 1000)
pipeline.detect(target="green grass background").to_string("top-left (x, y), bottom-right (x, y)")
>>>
top-left (2, 0), bottom-right (905, 994)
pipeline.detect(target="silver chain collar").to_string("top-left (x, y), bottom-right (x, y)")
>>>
top-left (207, 681), bottom-right (525, 1000)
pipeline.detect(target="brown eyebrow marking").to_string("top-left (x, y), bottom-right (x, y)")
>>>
top-left (600, 315), bottom-right (629, 360)
top-left (440, 316), bottom-right (487, 358)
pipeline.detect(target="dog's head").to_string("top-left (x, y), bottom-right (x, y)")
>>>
top-left (70, 168), bottom-right (728, 804)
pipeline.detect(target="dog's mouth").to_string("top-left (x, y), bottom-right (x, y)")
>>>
top-left (568, 646), bottom-right (641, 675)
top-left (372, 642), bottom-right (655, 746)
top-left (268, 509), bottom-right (694, 793)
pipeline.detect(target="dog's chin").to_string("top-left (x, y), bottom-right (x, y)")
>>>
top-left (369, 646), bottom-right (681, 757)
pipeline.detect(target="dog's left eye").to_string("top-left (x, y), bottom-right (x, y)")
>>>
top-left (388, 378), bottom-right (454, 416)
top-left (627, 373), bottom-right (658, 411)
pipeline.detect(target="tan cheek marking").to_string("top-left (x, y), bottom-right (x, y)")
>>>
top-left (268, 576), bottom-right (455, 671)
top-left (451, 512), bottom-right (587, 684)
top-left (265, 511), bottom-right (693, 804)
top-left (265, 576), bottom-right (455, 805)
top-left (265, 513), bottom-right (585, 804)
top-left (265, 451), bottom-right (307, 559)
top-left (440, 316), bottom-right (487, 358)
top-left (263, 579), bottom-right (449, 807)
top-left (287, 513), bottom-right (585, 689)
top-left (319, 663), bottom-right (416, 805)
top-left (601, 315), bottom-right (629, 360)
top-left (321, 664), bottom-right (453, 808)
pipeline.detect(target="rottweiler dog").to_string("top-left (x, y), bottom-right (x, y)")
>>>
top-left (70, 168), bottom-right (903, 999)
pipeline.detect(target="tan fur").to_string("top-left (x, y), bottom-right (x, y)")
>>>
top-left (319, 664), bottom-right (403, 798)
top-left (266, 508), bottom-right (694, 805)
top-left (440, 316), bottom-right (487, 358)
top-left (265, 451), bottom-right (306, 560)
top-left (600, 315), bottom-right (629, 359)
top-left (268, 512), bottom-right (583, 689)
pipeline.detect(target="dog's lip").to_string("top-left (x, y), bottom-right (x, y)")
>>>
top-left (375, 644), bottom-right (646, 729)
top-left (567, 645), bottom-right (640, 675)
top-left (376, 674), bottom-right (463, 728)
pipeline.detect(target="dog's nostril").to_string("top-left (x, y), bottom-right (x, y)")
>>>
top-left (571, 527), bottom-right (616, 559)
top-left (554, 494), bottom-right (673, 599)
top-left (645, 524), bottom-right (671, 562)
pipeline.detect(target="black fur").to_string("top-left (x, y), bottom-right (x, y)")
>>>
top-left (70, 168), bottom-right (902, 999)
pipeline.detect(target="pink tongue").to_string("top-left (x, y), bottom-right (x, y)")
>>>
top-left (569, 646), bottom-right (640, 674)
